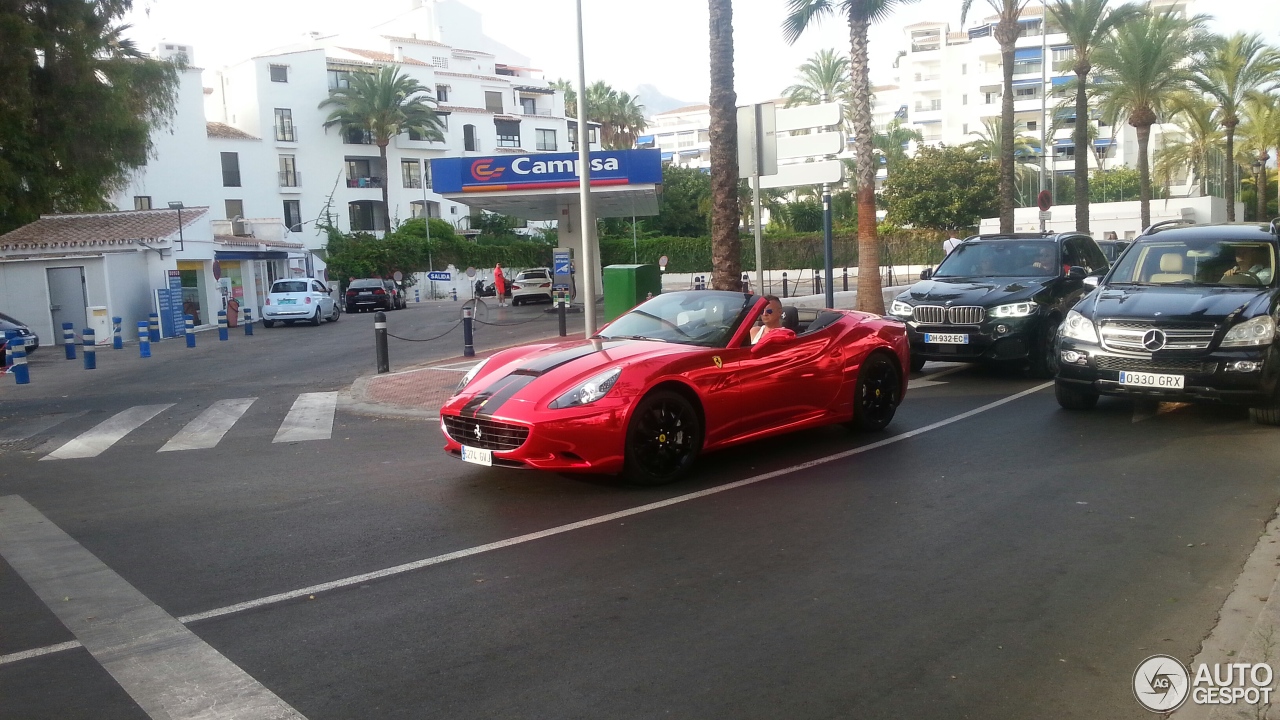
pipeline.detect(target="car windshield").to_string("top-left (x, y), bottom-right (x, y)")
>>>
top-left (596, 291), bottom-right (751, 347)
top-left (0, 312), bottom-right (21, 325)
top-left (271, 281), bottom-right (309, 293)
top-left (350, 279), bottom-right (382, 288)
top-left (1109, 239), bottom-right (1276, 287)
top-left (934, 240), bottom-right (1060, 278)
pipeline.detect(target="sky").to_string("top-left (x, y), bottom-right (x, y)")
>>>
top-left (123, 0), bottom-right (1280, 109)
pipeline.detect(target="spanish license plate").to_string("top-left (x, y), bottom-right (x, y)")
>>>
top-left (1118, 371), bottom-right (1185, 389)
top-left (924, 333), bottom-right (969, 345)
top-left (279, 299), bottom-right (296, 305)
top-left (461, 445), bottom-right (493, 466)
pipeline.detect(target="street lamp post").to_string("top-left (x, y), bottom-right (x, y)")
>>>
top-left (167, 201), bottom-right (185, 252)
top-left (574, 0), bottom-right (598, 335)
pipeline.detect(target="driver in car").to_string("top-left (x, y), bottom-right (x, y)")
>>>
top-left (1029, 245), bottom-right (1061, 274)
top-left (1221, 246), bottom-right (1273, 283)
top-left (750, 295), bottom-right (784, 344)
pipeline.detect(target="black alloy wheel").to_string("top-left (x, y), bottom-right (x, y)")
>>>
top-left (849, 352), bottom-right (901, 432)
top-left (623, 390), bottom-right (703, 486)
top-left (1250, 384), bottom-right (1280, 425)
top-left (261, 319), bottom-right (275, 328)
top-left (1028, 319), bottom-right (1061, 379)
top-left (1054, 380), bottom-right (1099, 410)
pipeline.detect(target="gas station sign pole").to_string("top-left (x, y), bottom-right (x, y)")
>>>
top-left (574, 0), bottom-right (598, 336)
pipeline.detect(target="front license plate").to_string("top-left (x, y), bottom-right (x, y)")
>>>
top-left (461, 445), bottom-right (493, 466)
top-left (924, 333), bottom-right (969, 345)
top-left (1119, 371), bottom-right (1185, 389)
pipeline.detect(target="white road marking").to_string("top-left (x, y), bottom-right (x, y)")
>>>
top-left (41, 405), bottom-right (173, 460)
top-left (159, 398), bottom-right (257, 452)
top-left (0, 496), bottom-right (306, 719)
top-left (272, 392), bottom-right (338, 443)
top-left (0, 412), bottom-right (84, 445)
top-left (426, 361), bottom-right (480, 372)
top-left (1, 381), bottom-right (1053, 666)
top-left (907, 364), bottom-right (970, 390)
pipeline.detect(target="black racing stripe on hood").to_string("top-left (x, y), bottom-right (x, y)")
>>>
top-left (517, 344), bottom-right (603, 375)
top-left (461, 374), bottom-right (523, 418)
top-left (474, 374), bottom-right (538, 417)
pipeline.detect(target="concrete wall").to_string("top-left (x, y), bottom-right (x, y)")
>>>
top-left (103, 252), bottom-right (156, 340)
top-left (980, 196), bottom-right (1246, 239)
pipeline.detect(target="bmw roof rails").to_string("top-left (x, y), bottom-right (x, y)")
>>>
top-left (1139, 219), bottom-right (1194, 237)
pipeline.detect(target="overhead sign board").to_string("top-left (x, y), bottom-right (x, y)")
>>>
top-left (737, 102), bottom-right (778, 179)
top-left (758, 160), bottom-right (845, 190)
top-left (427, 271), bottom-right (451, 282)
top-left (775, 102), bottom-right (844, 133)
top-left (777, 131), bottom-right (844, 160)
top-left (431, 149), bottom-right (662, 195)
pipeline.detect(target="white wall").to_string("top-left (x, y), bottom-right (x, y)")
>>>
top-left (980, 196), bottom-right (1246, 238)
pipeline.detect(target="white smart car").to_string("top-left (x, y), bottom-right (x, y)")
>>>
top-left (511, 268), bottom-right (554, 306)
top-left (262, 278), bottom-right (340, 327)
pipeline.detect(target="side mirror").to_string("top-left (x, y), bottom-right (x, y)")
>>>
top-left (1083, 275), bottom-right (1101, 289)
top-left (1067, 266), bottom-right (1088, 279)
top-left (919, 268), bottom-right (934, 281)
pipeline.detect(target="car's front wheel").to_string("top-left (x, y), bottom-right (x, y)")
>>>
top-left (1055, 380), bottom-right (1098, 410)
top-left (622, 390), bottom-right (703, 486)
top-left (261, 319), bottom-right (275, 328)
top-left (1028, 318), bottom-right (1061, 378)
top-left (910, 354), bottom-right (926, 372)
top-left (848, 352), bottom-right (901, 432)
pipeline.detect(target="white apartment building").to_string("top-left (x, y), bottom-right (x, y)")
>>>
top-left (640, 104), bottom-right (712, 170)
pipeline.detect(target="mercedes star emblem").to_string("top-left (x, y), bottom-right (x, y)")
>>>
top-left (474, 424), bottom-right (483, 439)
top-left (1142, 329), bottom-right (1167, 351)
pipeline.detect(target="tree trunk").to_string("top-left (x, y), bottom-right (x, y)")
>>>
top-left (849, 13), bottom-right (883, 314)
top-left (995, 21), bottom-right (1018, 234)
top-left (1074, 63), bottom-right (1091, 233)
top-left (707, 0), bottom-right (741, 291)
top-left (1133, 114), bottom-right (1153, 230)
top-left (379, 141), bottom-right (391, 232)
top-left (1224, 121), bottom-right (1237, 221)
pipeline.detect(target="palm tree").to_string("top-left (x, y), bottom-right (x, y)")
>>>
top-left (709, 0), bottom-right (741, 291)
top-left (1239, 92), bottom-right (1280, 221)
top-left (784, 0), bottom-right (920, 314)
top-left (960, 0), bottom-right (1032, 234)
top-left (783, 49), bottom-right (852, 108)
top-left (873, 119), bottom-right (923, 173)
top-left (550, 79), bottom-right (577, 118)
top-left (1044, 0), bottom-right (1142, 233)
top-left (319, 66), bottom-right (444, 230)
top-left (966, 116), bottom-right (1042, 205)
top-left (1193, 33), bottom-right (1280, 220)
top-left (1152, 92), bottom-right (1220, 196)
top-left (609, 91), bottom-right (648, 149)
top-left (1091, 8), bottom-right (1206, 229)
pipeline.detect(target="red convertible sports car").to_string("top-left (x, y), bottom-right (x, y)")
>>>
top-left (440, 291), bottom-right (910, 485)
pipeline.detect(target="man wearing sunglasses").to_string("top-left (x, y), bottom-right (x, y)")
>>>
top-left (750, 295), bottom-right (785, 344)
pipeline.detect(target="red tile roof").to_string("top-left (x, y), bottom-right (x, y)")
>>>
top-left (214, 236), bottom-right (304, 249)
top-left (207, 122), bottom-right (259, 140)
top-left (381, 35), bottom-right (449, 48)
top-left (0, 208), bottom-right (209, 252)
top-left (338, 47), bottom-right (430, 67)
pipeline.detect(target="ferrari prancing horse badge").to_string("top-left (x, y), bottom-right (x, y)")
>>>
top-left (712, 356), bottom-right (723, 369)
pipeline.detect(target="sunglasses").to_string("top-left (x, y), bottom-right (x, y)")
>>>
top-left (764, 308), bottom-right (775, 315)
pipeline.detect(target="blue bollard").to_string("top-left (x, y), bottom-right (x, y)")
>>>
top-left (3, 330), bottom-right (13, 369)
top-left (217, 310), bottom-right (228, 341)
top-left (112, 317), bottom-right (123, 349)
top-left (138, 321), bottom-right (151, 358)
top-left (11, 340), bottom-right (29, 384)
top-left (451, 287), bottom-right (457, 301)
top-left (185, 315), bottom-right (195, 348)
top-left (148, 312), bottom-right (161, 343)
top-left (83, 329), bottom-right (96, 370)
top-left (62, 322), bottom-right (76, 360)
top-left (415, 288), bottom-right (420, 303)
top-left (244, 307), bottom-right (254, 336)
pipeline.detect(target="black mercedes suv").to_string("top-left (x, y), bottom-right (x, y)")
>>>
top-left (889, 232), bottom-right (1110, 376)
top-left (1055, 221), bottom-right (1280, 424)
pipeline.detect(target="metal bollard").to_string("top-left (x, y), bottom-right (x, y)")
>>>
top-left (813, 271), bottom-right (820, 295)
top-left (843, 268), bottom-right (849, 293)
top-left (148, 313), bottom-right (160, 343)
top-left (374, 311), bottom-right (390, 373)
top-left (462, 307), bottom-right (475, 357)
top-left (741, 272), bottom-right (750, 293)
top-left (782, 272), bottom-right (789, 299)
top-left (62, 323), bottom-right (76, 360)
top-left (217, 310), bottom-right (228, 341)
top-left (244, 307), bottom-right (254, 336)
top-left (11, 339), bottom-right (29, 384)
top-left (451, 287), bottom-right (458, 302)
top-left (112, 317), bottom-right (123, 349)
top-left (415, 288), bottom-right (420, 303)
top-left (83, 329), bottom-right (96, 370)
top-left (185, 314), bottom-right (195, 348)
top-left (557, 292), bottom-right (567, 337)
top-left (138, 321), bottom-right (151, 358)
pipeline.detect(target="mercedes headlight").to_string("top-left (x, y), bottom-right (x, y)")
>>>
top-left (1062, 310), bottom-right (1099, 344)
top-left (550, 367), bottom-right (622, 409)
top-left (990, 302), bottom-right (1036, 318)
top-left (889, 299), bottom-right (914, 318)
top-left (1222, 315), bottom-right (1276, 347)
top-left (456, 357), bottom-right (491, 392)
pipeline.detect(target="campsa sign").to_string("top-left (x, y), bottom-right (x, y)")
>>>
top-left (431, 149), bottom-right (662, 194)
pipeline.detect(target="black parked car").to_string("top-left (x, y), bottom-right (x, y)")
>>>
top-left (889, 232), bottom-right (1110, 376)
top-left (0, 312), bottom-right (39, 353)
top-left (1056, 221), bottom-right (1280, 424)
top-left (345, 278), bottom-right (396, 312)
top-left (1096, 238), bottom-right (1131, 263)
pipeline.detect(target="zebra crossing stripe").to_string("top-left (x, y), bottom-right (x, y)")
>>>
top-left (158, 398), bottom-right (258, 453)
top-left (41, 405), bottom-right (173, 460)
top-left (272, 392), bottom-right (338, 444)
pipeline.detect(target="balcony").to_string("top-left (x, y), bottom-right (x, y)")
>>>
top-left (520, 108), bottom-right (554, 117)
top-left (278, 171), bottom-right (301, 191)
top-left (346, 176), bottom-right (384, 189)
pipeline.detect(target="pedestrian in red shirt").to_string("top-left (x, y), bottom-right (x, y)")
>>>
top-left (494, 263), bottom-right (507, 307)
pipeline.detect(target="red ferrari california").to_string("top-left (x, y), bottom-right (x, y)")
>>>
top-left (440, 291), bottom-right (909, 485)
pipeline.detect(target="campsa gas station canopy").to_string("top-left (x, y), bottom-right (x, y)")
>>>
top-left (430, 149), bottom-right (662, 220)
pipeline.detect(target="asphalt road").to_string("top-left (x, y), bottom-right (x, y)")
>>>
top-left (3, 316), bottom-right (1279, 719)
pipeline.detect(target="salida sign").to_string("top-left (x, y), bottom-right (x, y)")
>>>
top-left (431, 150), bottom-right (661, 194)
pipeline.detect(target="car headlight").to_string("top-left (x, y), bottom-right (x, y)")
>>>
top-left (990, 302), bottom-right (1036, 318)
top-left (889, 300), bottom-right (914, 318)
top-left (456, 357), bottom-right (491, 392)
top-left (1062, 310), bottom-right (1099, 344)
top-left (550, 367), bottom-right (622, 409)
top-left (1222, 315), bottom-right (1276, 347)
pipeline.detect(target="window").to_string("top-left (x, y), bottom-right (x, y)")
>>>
top-left (133, 196), bottom-right (152, 210)
top-left (348, 201), bottom-right (379, 231)
top-left (274, 108), bottom-right (295, 142)
top-left (962, 63), bottom-right (967, 75)
top-left (1052, 47), bottom-right (1076, 71)
top-left (985, 91), bottom-right (998, 104)
top-left (225, 199), bottom-right (244, 219)
top-left (678, 132), bottom-right (695, 148)
top-left (327, 70), bottom-right (351, 90)
top-left (1014, 85), bottom-right (1040, 99)
top-left (346, 159), bottom-right (378, 187)
top-left (283, 200), bottom-right (301, 232)
top-left (697, 129), bottom-right (710, 143)
top-left (220, 152), bottom-right (241, 187)
top-left (279, 155), bottom-right (298, 187)
top-left (402, 160), bottom-right (422, 188)
top-left (269, 64), bottom-right (288, 83)
top-left (464, 124), bottom-right (477, 152)
top-left (536, 128), bottom-right (556, 151)
top-left (435, 84), bottom-right (449, 102)
top-left (495, 119), bottom-right (520, 148)
top-left (484, 91), bottom-right (504, 114)
top-left (568, 124), bottom-right (579, 151)
top-left (432, 56), bottom-right (449, 68)
top-left (439, 114), bottom-right (448, 131)
top-left (520, 97), bottom-right (537, 115)
top-left (589, 127), bottom-right (598, 145)
top-left (962, 123), bottom-right (969, 135)
top-left (1013, 58), bottom-right (1042, 75)
top-left (1027, 121), bottom-right (1037, 131)
top-left (962, 94), bottom-right (968, 106)
top-left (344, 127), bottom-right (372, 144)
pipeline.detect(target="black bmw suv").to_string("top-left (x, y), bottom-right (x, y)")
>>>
top-left (1055, 222), bottom-right (1280, 424)
top-left (889, 233), bottom-right (1109, 376)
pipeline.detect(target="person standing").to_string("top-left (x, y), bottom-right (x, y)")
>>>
top-left (493, 263), bottom-right (507, 307)
top-left (943, 236), bottom-right (961, 256)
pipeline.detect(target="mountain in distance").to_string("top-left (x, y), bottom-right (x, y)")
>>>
top-left (633, 84), bottom-right (698, 118)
